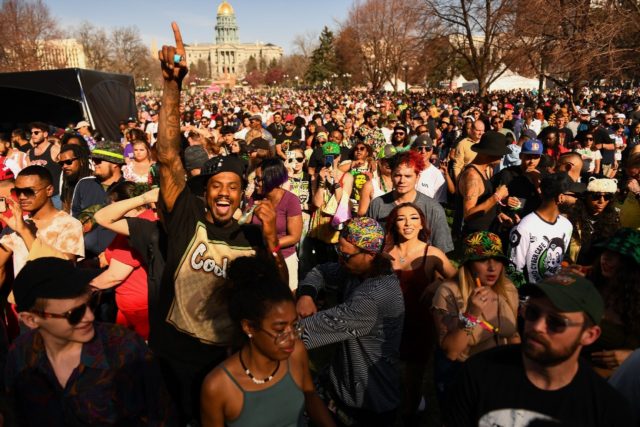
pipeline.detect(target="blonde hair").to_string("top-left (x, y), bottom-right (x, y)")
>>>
top-left (457, 263), bottom-right (517, 315)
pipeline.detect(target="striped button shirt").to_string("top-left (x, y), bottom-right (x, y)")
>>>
top-left (298, 263), bottom-right (405, 412)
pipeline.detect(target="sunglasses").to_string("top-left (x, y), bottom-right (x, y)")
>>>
top-left (588, 192), bottom-right (613, 201)
top-left (585, 137), bottom-right (594, 141)
top-left (31, 130), bottom-right (42, 135)
top-left (394, 132), bottom-right (406, 136)
top-left (416, 146), bottom-right (433, 152)
top-left (11, 186), bottom-right (46, 198)
top-left (32, 292), bottom-right (101, 326)
top-left (57, 158), bottom-right (77, 167)
top-left (523, 303), bottom-right (583, 334)
top-left (334, 245), bottom-right (361, 261)
top-left (287, 157), bottom-right (305, 163)
top-left (355, 146), bottom-right (367, 151)
top-left (91, 158), bottom-right (104, 165)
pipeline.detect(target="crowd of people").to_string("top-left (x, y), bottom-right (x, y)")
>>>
top-left (0, 23), bottom-right (639, 426)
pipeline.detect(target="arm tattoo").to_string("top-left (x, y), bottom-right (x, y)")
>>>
top-left (157, 81), bottom-right (186, 210)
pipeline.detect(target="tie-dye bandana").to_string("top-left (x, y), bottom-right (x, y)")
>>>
top-left (341, 217), bottom-right (385, 253)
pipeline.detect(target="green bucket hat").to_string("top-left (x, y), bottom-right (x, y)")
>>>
top-left (462, 231), bottom-right (508, 264)
top-left (321, 142), bottom-right (341, 156)
top-left (377, 145), bottom-right (397, 160)
top-left (595, 228), bottom-right (640, 265)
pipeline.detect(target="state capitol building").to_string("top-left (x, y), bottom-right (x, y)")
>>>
top-left (185, 1), bottom-right (283, 80)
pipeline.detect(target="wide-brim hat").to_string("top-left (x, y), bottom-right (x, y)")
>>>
top-left (595, 228), bottom-right (640, 265)
top-left (462, 231), bottom-right (508, 264)
top-left (471, 131), bottom-right (510, 157)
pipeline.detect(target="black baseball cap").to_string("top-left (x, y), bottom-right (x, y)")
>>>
top-left (412, 134), bottom-right (434, 148)
top-left (187, 155), bottom-right (247, 195)
top-left (14, 258), bottom-right (100, 313)
top-left (249, 137), bottom-right (271, 151)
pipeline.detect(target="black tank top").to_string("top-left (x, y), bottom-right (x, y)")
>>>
top-left (29, 143), bottom-right (61, 195)
top-left (458, 164), bottom-right (496, 233)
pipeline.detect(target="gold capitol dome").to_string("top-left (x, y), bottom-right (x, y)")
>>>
top-left (217, 1), bottom-right (234, 15)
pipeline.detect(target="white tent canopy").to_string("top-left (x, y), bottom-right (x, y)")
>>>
top-left (449, 69), bottom-right (541, 91)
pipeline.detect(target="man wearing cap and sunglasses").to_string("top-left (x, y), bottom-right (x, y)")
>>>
top-left (6, 257), bottom-right (176, 425)
top-left (70, 140), bottom-right (125, 260)
top-left (412, 134), bottom-right (447, 203)
top-left (444, 273), bottom-right (632, 426)
top-left (155, 23), bottom-right (286, 424)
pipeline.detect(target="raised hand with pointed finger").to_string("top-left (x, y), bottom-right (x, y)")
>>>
top-left (158, 22), bottom-right (188, 85)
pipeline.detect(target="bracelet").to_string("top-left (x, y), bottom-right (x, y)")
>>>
top-left (271, 244), bottom-right (281, 257)
top-left (493, 193), bottom-right (506, 206)
top-left (458, 312), bottom-right (479, 333)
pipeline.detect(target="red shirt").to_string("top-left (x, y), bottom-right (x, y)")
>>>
top-left (105, 209), bottom-right (156, 312)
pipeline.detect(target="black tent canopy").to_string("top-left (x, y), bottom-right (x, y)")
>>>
top-left (0, 68), bottom-right (136, 141)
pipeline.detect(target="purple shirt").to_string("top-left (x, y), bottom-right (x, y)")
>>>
top-left (249, 190), bottom-right (302, 258)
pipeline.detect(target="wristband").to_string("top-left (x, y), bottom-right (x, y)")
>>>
top-left (493, 193), bottom-right (505, 205)
top-left (464, 312), bottom-right (500, 334)
top-left (458, 312), bottom-right (478, 333)
top-left (271, 244), bottom-right (281, 257)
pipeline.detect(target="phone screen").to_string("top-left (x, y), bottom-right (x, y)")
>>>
top-left (324, 155), bottom-right (334, 168)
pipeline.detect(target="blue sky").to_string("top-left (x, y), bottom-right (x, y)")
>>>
top-left (47, 0), bottom-right (349, 54)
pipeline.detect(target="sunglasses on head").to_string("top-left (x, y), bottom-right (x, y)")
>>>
top-left (32, 292), bottom-right (101, 326)
top-left (57, 158), bottom-right (77, 167)
top-left (523, 303), bottom-right (583, 334)
top-left (588, 192), bottom-right (613, 201)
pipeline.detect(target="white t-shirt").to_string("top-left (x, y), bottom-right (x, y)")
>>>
top-left (145, 122), bottom-right (159, 145)
top-left (381, 127), bottom-right (393, 144)
top-left (576, 148), bottom-right (602, 173)
top-left (416, 165), bottom-right (447, 203)
top-left (508, 212), bottom-right (573, 284)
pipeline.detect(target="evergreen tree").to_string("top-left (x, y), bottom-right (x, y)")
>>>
top-left (305, 26), bottom-right (338, 86)
top-left (246, 55), bottom-right (257, 73)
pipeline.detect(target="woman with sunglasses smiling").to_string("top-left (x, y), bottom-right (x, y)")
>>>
top-left (566, 177), bottom-right (620, 265)
top-left (200, 256), bottom-right (334, 427)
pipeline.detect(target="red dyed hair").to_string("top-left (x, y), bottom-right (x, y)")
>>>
top-left (390, 149), bottom-right (425, 175)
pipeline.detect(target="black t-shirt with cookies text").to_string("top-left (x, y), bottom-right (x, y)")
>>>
top-left (155, 187), bottom-right (264, 366)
